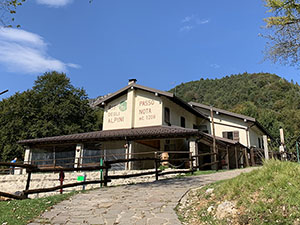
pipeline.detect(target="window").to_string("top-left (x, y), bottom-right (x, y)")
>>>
top-left (180, 116), bottom-right (185, 128)
top-left (223, 131), bottom-right (239, 141)
top-left (164, 107), bottom-right (170, 125)
top-left (227, 132), bottom-right (233, 140)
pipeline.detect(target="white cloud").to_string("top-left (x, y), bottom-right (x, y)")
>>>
top-left (179, 15), bottom-right (210, 32)
top-left (181, 15), bottom-right (195, 23)
top-left (179, 25), bottom-right (194, 32)
top-left (36, 0), bottom-right (73, 7)
top-left (197, 19), bottom-right (210, 25)
top-left (210, 63), bottom-right (220, 69)
top-left (0, 28), bottom-right (79, 74)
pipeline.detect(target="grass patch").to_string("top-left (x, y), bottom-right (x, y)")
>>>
top-left (176, 160), bottom-right (300, 225)
top-left (0, 192), bottom-right (77, 225)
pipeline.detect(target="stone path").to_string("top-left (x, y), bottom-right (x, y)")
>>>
top-left (29, 167), bottom-right (257, 225)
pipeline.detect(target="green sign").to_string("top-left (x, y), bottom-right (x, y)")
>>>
top-left (77, 175), bottom-right (85, 181)
top-left (119, 100), bottom-right (127, 112)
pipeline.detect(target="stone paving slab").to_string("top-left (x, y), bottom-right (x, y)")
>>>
top-left (28, 167), bottom-right (257, 225)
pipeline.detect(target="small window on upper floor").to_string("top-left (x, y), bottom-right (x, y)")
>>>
top-left (227, 132), bottom-right (233, 140)
top-left (164, 107), bottom-right (170, 125)
top-left (180, 116), bottom-right (186, 128)
top-left (222, 131), bottom-right (239, 141)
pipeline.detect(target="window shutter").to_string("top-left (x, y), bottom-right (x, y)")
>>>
top-left (233, 131), bottom-right (239, 142)
top-left (222, 132), bottom-right (228, 139)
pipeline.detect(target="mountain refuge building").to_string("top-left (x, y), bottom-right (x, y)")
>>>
top-left (18, 79), bottom-right (272, 170)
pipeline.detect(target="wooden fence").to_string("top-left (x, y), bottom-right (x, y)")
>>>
top-left (2, 148), bottom-right (278, 200)
top-left (0, 152), bottom-right (195, 200)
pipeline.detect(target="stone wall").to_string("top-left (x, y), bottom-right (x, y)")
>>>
top-left (0, 169), bottom-right (184, 198)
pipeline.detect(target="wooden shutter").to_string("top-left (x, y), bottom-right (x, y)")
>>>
top-left (222, 132), bottom-right (228, 139)
top-left (233, 131), bottom-right (240, 142)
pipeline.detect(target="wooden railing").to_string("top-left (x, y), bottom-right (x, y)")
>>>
top-left (0, 152), bottom-right (195, 200)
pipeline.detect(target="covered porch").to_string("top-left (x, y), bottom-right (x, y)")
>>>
top-left (18, 125), bottom-right (249, 171)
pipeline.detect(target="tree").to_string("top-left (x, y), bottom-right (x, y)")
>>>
top-left (0, 0), bottom-right (24, 26)
top-left (263, 0), bottom-right (300, 67)
top-left (170, 72), bottom-right (300, 151)
top-left (0, 71), bottom-right (101, 161)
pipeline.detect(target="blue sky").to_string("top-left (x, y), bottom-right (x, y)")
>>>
top-left (1, 0), bottom-right (300, 100)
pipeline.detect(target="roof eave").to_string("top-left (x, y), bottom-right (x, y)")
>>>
top-left (189, 101), bottom-right (256, 122)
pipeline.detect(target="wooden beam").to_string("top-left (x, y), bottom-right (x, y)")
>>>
top-left (210, 108), bottom-right (217, 163)
top-left (250, 147), bottom-right (255, 166)
top-left (0, 162), bottom-right (37, 169)
top-left (234, 146), bottom-right (238, 169)
top-left (0, 191), bottom-right (25, 200)
top-left (23, 180), bottom-right (108, 195)
top-left (244, 148), bottom-right (250, 167)
top-left (226, 146), bottom-right (230, 170)
top-left (28, 165), bottom-right (108, 173)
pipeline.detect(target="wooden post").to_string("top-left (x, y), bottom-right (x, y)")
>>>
top-left (244, 148), bottom-right (250, 167)
top-left (234, 146), bottom-right (238, 169)
top-left (128, 141), bottom-right (133, 170)
top-left (25, 171), bottom-right (31, 191)
top-left (226, 146), bottom-right (230, 170)
top-left (59, 170), bottom-right (65, 194)
top-left (250, 147), bottom-right (255, 166)
top-left (53, 146), bottom-right (56, 168)
top-left (189, 139), bottom-right (198, 168)
top-left (104, 162), bottom-right (109, 187)
top-left (279, 128), bottom-right (287, 160)
top-left (210, 108), bottom-right (217, 163)
top-left (125, 141), bottom-right (130, 170)
top-left (24, 171), bottom-right (32, 198)
top-left (263, 135), bottom-right (269, 160)
top-left (246, 127), bottom-right (250, 148)
top-left (215, 146), bottom-right (219, 171)
top-left (154, 152), bottom-right (159, 181)
top-left (189, 152), bottom-right (194, 174)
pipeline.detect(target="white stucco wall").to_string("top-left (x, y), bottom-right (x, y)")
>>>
top-left (103, 89), bottom-right (202, 130)
top-left (103, 94), bottom-right (131, 130)
top-left (103, 89), bottom-right (163, 130)
top-left (162, 96), bottom-right (199, 129)
top-left (134, 90), bottom-right (162, 128)
top-left (249, 126), bottom-right (264, 148)
top-left (195, 107), bottom-right (265, 148)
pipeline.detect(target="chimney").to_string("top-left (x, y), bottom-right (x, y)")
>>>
top-left (128, 79), bottom-right (137, 85)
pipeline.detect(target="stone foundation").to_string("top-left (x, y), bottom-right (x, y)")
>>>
top-left (0, 169), bottom-right (186, 198)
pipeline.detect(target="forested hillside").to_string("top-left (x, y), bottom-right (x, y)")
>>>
top-left (170, 73), bottom-right (300, 150)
